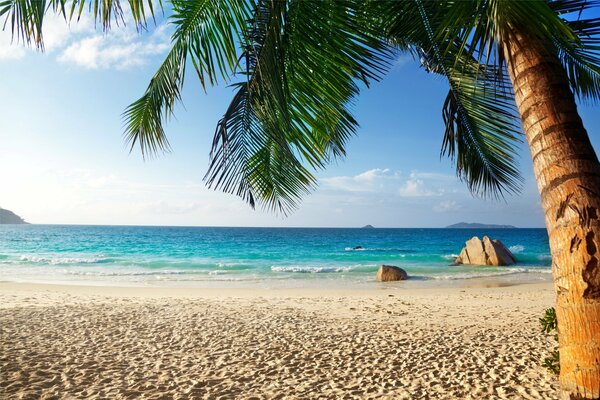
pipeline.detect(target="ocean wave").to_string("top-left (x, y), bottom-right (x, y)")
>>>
top-left (271, 265), bottom-right (354, 273)
top-left (65, 269), bottom-right (204, 277)
top-left (344, 247), bottom-right (416, 253)
top-left (429, 267), bottom-right (552, 280)
top-left (19, 255), bottom-right (109, 264)
top-left (217, 262), bottom-right (244, 268)
top-left (537, 254), bottom-right (552, 261)
top-left (209, 270), bottom-right (227, 275)
top-left (509, 245), bottom-right (525, 254)
top-left (442, 254), bottom-right (459, 260)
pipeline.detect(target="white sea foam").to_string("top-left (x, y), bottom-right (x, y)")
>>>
top-left (209, 270), bottom-right (227, 275)
top-left (536, 268), bottom-right (553, 273)
top-left (271, 265), bottom-right (354, 273)
top-left (19, 255), bottom-right (107, 264)
top-left (442, 254), bottom-right (459, 260)
top-left (509, 245), bottom-right (525, 254)
top-left (65, 269), bottom-right (193, 276)
top-left (217, 262), bottom-right (243, 268)
top-left (429, 267), bottom-right (551, 280)
top-left (344, 247), bottom-right (417, 253)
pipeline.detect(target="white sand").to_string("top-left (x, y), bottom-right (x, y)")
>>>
top-left (0, 281), bottom-right (559, 399)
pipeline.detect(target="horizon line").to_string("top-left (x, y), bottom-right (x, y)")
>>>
top-left (1, 223), bottom-right (546, 229)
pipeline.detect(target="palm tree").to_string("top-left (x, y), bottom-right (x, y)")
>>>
top-left (2, 0), bottom-right (599, 397)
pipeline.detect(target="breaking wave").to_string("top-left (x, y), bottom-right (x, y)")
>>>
top-left (19, 255), bottom-right (109, 264)
top-left (509, 245), bottom-right (525, 254)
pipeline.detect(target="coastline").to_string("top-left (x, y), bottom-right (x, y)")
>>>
top-left (0, 270), bottom-right (553, 291)
top-left (1, 281), bottom-right (559, 399)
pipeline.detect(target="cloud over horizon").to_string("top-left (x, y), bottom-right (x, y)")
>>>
top-left (322, 168), bottom-right (457, 198)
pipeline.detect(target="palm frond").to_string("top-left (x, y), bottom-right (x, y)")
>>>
top-left (172, 0), bottom-right (251, 90)
top-left (441, 60), bottom-right (523, 197)
top-left (384, 0), bottom-right (523, 198)
top-left (0, 0), bottom-right (160, 49)
top-left (122, 41), bottom-right (185, 156)
top-left (435, 0), bottom-right (600, 103)
top-left (203, 0), bottom-right (391, 214)
top-left (123, 0), bottom-right (251, 158)
top-left (549, 0), bottom-right (600, 102)
top-left (204, 0), bottom-right (316, 214)
top-left (0, 0), bottom-right (46, 48)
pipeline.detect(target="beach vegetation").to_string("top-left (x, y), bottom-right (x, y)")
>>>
top-left (2, 0), bottom-right (599, 397)
top-left (540, 307), bottom-right (560, 375)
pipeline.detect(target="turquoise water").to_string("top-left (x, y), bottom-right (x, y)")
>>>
top-left (0, 225), bottom-right (552, 288)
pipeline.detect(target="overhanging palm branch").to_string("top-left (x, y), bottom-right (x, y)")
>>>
top-left (550, 0), bottom-right (600, 101)
top-left (433, 0), bottom-right (600, 102)
top-left (395, 0), bottom-right (599, 197)
top-left (5, 0), bottom-right (599, 213)
top-left (383, 0), bottom-right (523, 198)
top-left (441, 61), bottom-right (523, 197)
top-left (203, 0), bottom-right (391, 213)
top-left (203, 1), bottom-right (316, 213)
top-left (123, 0), bottom-right (252, 157)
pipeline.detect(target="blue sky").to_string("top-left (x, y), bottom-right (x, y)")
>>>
top-left (1, 10), bottom-right (599, 228)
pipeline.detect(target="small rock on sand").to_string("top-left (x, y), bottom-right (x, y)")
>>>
top-left (376, 265), bottom-right (408, 282)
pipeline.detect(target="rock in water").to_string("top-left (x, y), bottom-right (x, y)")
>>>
top-left (483, 236), bottom-right (516, 266)
top-left (376, 265), bottom-right (408, 281)
top-left (455, 236), bottom-right (516, 266)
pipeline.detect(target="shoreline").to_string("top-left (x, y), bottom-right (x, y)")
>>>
top-left (0, 269), bottom-right (553, 291)
top-left (0, 279), bottom-right (554, 298)
top-left (1, 280), bottom-right (558, 399)
top-left (0, 279), bottom-right (552, 300)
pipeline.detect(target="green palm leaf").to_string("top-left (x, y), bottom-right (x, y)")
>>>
top-left (441, 61), bottom-right (523, 197)
top-left (384, 0), bottom-right (523, 198)
top-left (203, 0), bottom-right (391, 213)
top-left (123, 0), bottom-right (251, 158)
top-left (0, 0), bottom-right (160, 48)
top-left (550, 0), bottom-right (600, 102)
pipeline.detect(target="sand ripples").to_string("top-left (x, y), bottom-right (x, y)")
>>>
top-left (0, 286), bottom-right (558, 399)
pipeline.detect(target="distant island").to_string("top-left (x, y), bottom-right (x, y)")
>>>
top-left (446, 222), bottom-right (516, 229)
top-left (361, 225), bottom-right (375, 229)
top-left (0, 207), bottom-right (29, 224)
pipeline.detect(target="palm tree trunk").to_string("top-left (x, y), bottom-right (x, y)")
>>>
top-left (503, 29), bottom-right (600, 399)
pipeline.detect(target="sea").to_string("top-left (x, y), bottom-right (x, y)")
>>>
top-left (0, 225), bottom-right (553, 288)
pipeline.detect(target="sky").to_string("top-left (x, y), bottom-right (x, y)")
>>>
top-left (1, 9), bottom-right (599, 228)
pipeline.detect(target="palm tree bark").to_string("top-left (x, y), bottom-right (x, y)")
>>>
top-left (503, 29), bottom-right (600, 399)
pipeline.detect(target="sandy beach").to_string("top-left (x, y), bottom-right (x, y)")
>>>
top-left (0, 281), bottom-right (559, 399)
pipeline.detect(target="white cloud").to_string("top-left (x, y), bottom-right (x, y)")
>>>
top-left (322, 169), bottom-right (460, 198)
top-left (321, 168), bottom-right (399, 192)
top-left (0, 10), bottom-right (169, 68)
top-left (0, 12), bottom-right (93, 60)
top-left (433, 200), bottom-right (461, 213)
top-left (0, 31), bottom-right (27, 60)
top-left (397, 171), bottom-right (459, 197)
top-left (44, 13), bottom-right (94, 52)
top-left (58, 23), bottom-right (170, 69)
top-left (398, 177), bottom-right (433, 197)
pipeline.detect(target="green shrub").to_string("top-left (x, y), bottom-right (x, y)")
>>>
top-left (540, 307), bottom-right (559, 374)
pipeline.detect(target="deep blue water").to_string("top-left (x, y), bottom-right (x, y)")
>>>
top-left (0, 225), bottom-right (552, 287)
